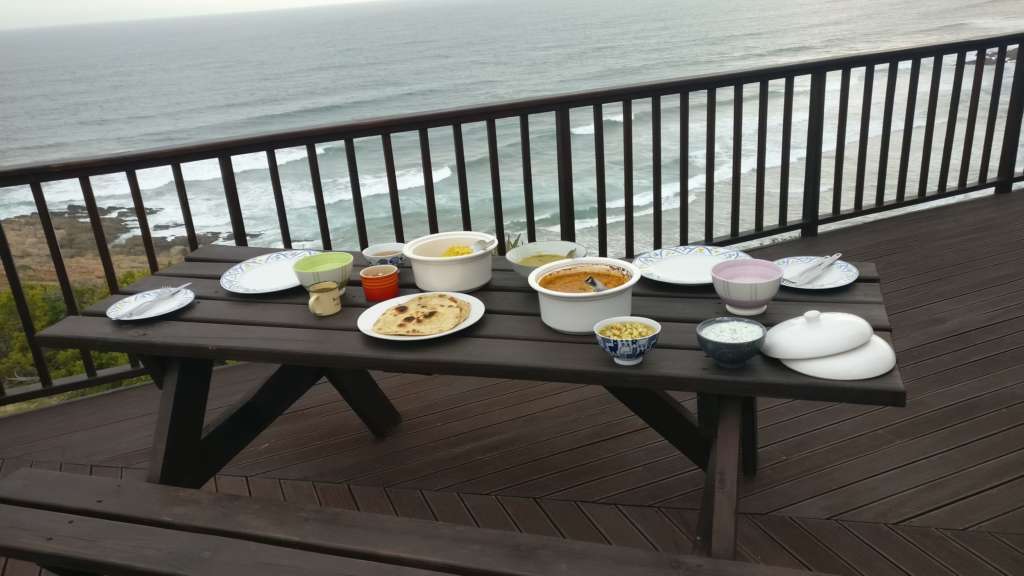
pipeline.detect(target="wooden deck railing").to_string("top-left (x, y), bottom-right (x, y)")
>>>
top-left (1, 32), bottom-right (1023, 404)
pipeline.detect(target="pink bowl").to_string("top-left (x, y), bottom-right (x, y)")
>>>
top-left (711, 259), bottom-right (784, 316)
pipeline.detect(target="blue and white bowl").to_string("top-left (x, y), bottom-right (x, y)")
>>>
top-left (362, 243), bottom-right (407, 266)
top-left (594, 316), bottom-right (662, 366)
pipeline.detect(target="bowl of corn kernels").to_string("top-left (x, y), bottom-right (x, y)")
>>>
top-left (593, 316), bottom-right (662, 366)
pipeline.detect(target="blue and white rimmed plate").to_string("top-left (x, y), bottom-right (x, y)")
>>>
top-left (634, 245), bottom-right (751, 285)
top-left (774, 256), bottom-right (860, 290)
top-left (220, 249), bottom-right (318, 294)
top-left (106, 288), bottom-right (196, 321)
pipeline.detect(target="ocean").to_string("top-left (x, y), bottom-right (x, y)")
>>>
top-left (1, 0), bottom-right (1023, 255)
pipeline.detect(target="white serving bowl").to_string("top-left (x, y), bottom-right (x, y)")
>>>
top-left (403, 231), bottom-right (498, 292)
top-left (711, 259), bottom-right (784, 316)
top-left (528, 257), bottom-right (642, 334)
top-left (505, 241), bottom-right (587, 278)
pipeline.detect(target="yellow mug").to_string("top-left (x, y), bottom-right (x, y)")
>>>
top-left (308, 281), bottom-right (342, 317)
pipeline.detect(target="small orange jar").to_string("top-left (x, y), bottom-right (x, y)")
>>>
top-left (360, 264), bottom-right (400, 302)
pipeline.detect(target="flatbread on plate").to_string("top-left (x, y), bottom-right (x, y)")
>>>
top-left (372, 293), bottom-right (470, 336)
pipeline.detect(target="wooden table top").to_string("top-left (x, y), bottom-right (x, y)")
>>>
top-left (38, 245), bottom-right (905, 406)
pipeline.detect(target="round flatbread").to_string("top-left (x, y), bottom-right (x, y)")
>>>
top-left (372, 294), bottom-right (470, 336)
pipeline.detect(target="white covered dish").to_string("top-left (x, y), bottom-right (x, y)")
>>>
top-left (403, 231), bottom-right (497, 292)
top-left (781, 335), bottom-right (896, 380)
top-left (761, 310), bottom-right (872, 360)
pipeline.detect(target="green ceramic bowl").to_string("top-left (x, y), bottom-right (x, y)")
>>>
top-left (293, 252), bottom-right (354, 292)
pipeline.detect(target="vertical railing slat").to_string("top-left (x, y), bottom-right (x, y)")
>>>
top-left (486, 119), bottom-right (506, 254)
top-left (0, 219), bottom-right (52, 389)
top-left (171, 163), bottom-right (199, 251)
top-left (979, 45), bottom-right (1007, 184)
top-left (832, 69), bottom-right (851, 216)
top-left (305, 145), bottom-right (332, 249)
top-left (265, 150), bottom-right (292, 249)
top-left (780, 77), bottom-right (794, 225)
top-left (802, 72), bottom-right (827, 237)
top-left (126, 169), bottom-right (159, 273)
top-left (556, 107), bottom-right (576, 242)
top-left (382, 134), bottom-right (405, 243)
top-left (730, 83), bottom-right (742, 238)
top-left (755, 81), bottom-right (768, 231)
top-left (896, 59), bottom-right (921, 203)
top-left (958, 49), bottom-right (986, 189)
top-left (705, 88), bottom-right (716, 244)
top-left (79, 176), bottom-right (118, 294)
top-left (995, 43), bottom-right (1024, 193)
top-left (875, 60), bottom-right (899, 206)
top-left (937, 51), bottom-right (967, 193)
top-left (30, 182), bottom-right (96, 377)
top-left (418, 129), bottom-right (439, 234)
top-left (652, 95), bottom-right (662, 249)
top-left (219, 156), bottom-right (247, 247)
top-left (623, 100), bottom-right (635, 255)
top-left (593, 105), bottom-right (607, 256)
top-left (679, 93), bottom-right (690, 245)
top-left (453, 123), bottom-right (472, 230)
top-left (344, 138), bottom-right (369, 249)
top-left (520, 116), bottom-right (537, 243)
top-left (918, 55), bottom-right (944, 198)
top-left (854, 64), bottom-right (875, 211)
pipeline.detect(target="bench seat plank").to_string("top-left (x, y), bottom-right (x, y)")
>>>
top-left (0, 469), bottom-right (827, 576)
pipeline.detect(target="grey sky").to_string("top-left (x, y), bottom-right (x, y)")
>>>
top-left (2, 0), bottom-right (382, 31)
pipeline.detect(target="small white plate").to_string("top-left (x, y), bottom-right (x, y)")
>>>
top-left (106, 288), bottom-right (196, 321)
top-left (220, 250), bottom-right (318, 294)
top-left (634, 245), bottom-right (750, 285)
top-left (775, 256), bottom-right (860, 290)
top-left (357, 292), bottom-right (485, 341)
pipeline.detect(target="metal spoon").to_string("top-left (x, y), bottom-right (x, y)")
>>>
top-left (584, 275), bottom-right (608, 292)
top-left (472, 239), bottom-right (491, 253)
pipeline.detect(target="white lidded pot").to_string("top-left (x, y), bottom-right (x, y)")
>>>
top-left (403, 231), bottom-right (498, 292)
top-left (528, 257), bottom-right (641, 334)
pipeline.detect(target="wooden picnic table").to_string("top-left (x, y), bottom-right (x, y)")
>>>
top-left (36, 245), bottom-right (905, 560)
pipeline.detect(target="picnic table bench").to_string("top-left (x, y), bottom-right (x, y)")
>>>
top-left (0, 468), bottom-right (832, 575)
top-left (34, 245), bottom-right (905, 560)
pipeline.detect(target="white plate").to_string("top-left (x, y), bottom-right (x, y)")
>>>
top-left (220, 250), bottom-right (318, 294)
top-left (782, 335), bottom-right (896, 380)
top-left (775, 256), bottom-right (860, 290)
top-left (634, 245), bottom-right (750, 285)
top-left (357, 292), bottom-right (486, 341)
top-left (106, 288), bottom-right (196, 321)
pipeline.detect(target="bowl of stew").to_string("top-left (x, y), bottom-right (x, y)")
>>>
top-left (528, 257), bottom-right (641, 334)
top-left (505, 241), bottom-right (587, 278)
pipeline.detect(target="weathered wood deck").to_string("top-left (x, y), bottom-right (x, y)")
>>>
top-left (2, 191), bottom-right (1024, 575)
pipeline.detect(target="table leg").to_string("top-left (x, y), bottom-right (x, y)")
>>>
top-left (695, 395), bottom-right (742, 559)
top-left (326, 369), bottom-right (402, 437)
top-left (742, 396), bottom-right (758, 477)
top-left (146, 358), bottom-right (213, 487)
top-left (606, 388), bottom-right (709, 470)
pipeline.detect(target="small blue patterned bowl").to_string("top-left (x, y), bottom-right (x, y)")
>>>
top-left (594, 316), bottom-right (662, 366)
top-left (362, 243), bottom-right (407, 267)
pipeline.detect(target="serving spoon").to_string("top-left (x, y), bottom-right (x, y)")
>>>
top-left (584, 275), bottom-right (608, 292)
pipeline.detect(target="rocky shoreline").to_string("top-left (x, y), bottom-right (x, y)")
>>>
top-left (1, 205), bottom-right (220, 285)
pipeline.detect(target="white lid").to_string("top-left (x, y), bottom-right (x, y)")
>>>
top-left (781, 335), bottom-right (896, 380)
top-left (762, 310), bottom-right (873, 360)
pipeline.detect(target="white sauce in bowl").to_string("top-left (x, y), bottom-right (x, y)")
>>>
top-left (700, 321), bottom-right (764, 343)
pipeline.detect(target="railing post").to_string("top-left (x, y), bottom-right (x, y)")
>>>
top-left (218, 156), bottom-right (247, 247)
top-left (555, 106), bottom-right (575, 241)
top-left (0, 219), bottom-right (53, 390)
top-left (995, 49), bottom-right (1024, 193)
top-left (801, 71), bottom-right (827, 237)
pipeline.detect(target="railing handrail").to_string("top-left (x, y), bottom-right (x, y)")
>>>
top-left (2, 30), bottom-right (1022, 187)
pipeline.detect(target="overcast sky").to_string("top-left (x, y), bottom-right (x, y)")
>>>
top-left (2, 0), bottom-right (384, 31)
